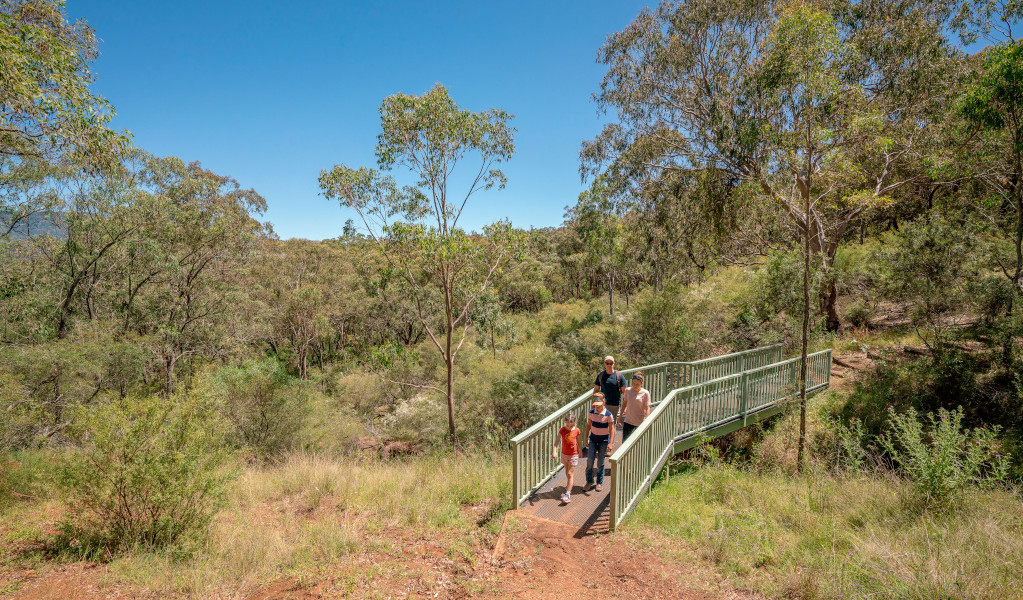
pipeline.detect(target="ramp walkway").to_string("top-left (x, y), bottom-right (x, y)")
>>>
top-left (510, 345), bottom-right (832, 533)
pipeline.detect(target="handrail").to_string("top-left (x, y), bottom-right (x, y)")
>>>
top-left (509, 344), bottom-right (785, 508)
top-left (687, 343), bottom-right (783, 385)
top-left (607, 349), bottom-right (832, 530)
top-left (509, 361), bottom-right (685, 507)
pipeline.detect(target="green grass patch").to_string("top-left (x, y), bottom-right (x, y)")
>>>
top-left (626, 465), bottom-right (1023, 599)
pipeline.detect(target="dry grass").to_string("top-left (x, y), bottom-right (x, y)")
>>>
top-left (626, 465), bottom-right (1023, 599)
top-left (97, 451), bottom-right (510, 597)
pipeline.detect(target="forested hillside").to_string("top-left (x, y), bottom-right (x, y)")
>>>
top-left (2, 0), bottom-right (1023, 599)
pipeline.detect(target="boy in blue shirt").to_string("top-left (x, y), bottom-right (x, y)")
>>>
top-left (583, 394), bottom-right (615, 492)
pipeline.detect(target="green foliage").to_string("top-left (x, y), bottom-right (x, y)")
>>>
top-left (959, 40), bottom-right (1023, 140)
top-left (972, 273), bottom-right (1015, 324)
top-left (831, 417), bottom-right (870, 476)
top-left (874, 212), bottom-right (982, 346)
top-left (0, 0), bottom-right (126, 165)
top-left (842, 351), bottom-right (1000, 437)
top-left (879, 406), bottom-right (1009, 506)
top-left (479, 346), bottom-right (578, 441)
top-left (200, 359), bottom-right (312, 457)
top-left (623, 286), bottom-right (702, 363)
top-left (0, 449), bottom-right (55, 509)
top-left (0, 325), bottom-right (152, 449)
top-left (749, 252), bottom-right (826, 322)
top-left (844, 302), bottom-right (873, 329)
top-left (56, 394), bottom-right (234, 555)
top-left (631, 465), bottom-right (1023, 599)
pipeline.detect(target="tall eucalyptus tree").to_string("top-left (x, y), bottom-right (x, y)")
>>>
top-left (320, 84), bottom-right (517, 446)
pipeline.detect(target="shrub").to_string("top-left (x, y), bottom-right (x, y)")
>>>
top-left (57, 394), bottom-right (234, 555)
top-left (873, 212), bottom-right (980, 340)
top-left (623, 286), bottom-right (704, 363)
top-left (845, 302), bottom-right (873, 329)
top-left (0, 450), bottom-right (54, 509)
top-left (830, 417), bottom-right (870, 475)
top-left (972, 274), bottom-right (1014, 324)
top-left (204, 358), bottom-right (312, 457)
top-left (749, 251), bottom-right (825, 322)
top-left (879, 406), bottom-right (1008, 506)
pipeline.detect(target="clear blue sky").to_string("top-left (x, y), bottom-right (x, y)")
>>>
top-left (68, 1), bottom-right (652, 240)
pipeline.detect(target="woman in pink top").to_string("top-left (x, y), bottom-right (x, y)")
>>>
top-left (620, 371), bottom-right (651, 443)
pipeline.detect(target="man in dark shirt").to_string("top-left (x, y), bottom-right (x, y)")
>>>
top-left (594, 355), bottom-right (626, 424)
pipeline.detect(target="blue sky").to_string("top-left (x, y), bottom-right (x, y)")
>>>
top-left (68, 1), bottom-right (652, 240)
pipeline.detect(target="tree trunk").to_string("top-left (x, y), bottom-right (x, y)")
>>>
top-left (1010, 175), bottom-right (1023, 316)
top-left (445, 280), bottom-right (457, 449)
top-left (797, 200), bottom-right (810, 473)
top-left (446, 335), bottom-right (456, 449)
top-left (1004, 176), bottom-right (1022, 366)
top-left (165, 355), bottom-right (177, 396)
top-left (608, 272), bottom-right (614, 316)
top-left (822, 279), bottom-right (840, 333)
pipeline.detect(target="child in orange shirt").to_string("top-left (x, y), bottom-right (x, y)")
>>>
top-left (552, 413), bottom-right (581, 503)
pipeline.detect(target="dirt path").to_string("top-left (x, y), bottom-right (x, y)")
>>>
top-left (487, 513), bottom-right (764, 600)
top-left (2, 511), bottom-right (763, 600)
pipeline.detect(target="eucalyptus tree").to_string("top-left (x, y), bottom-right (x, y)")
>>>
top-left (135, 157), bottom-right (268, 394)
top-left (320, 84), bottom-right (517, 445)
top-left (960, 41), bottom-right (1023, 310)
top-left (0, 0), bottom-right (125, 171)
top-left (572, 177), bottom-right (628, 315)
top-left (584, 0), bottom-right (959, 332)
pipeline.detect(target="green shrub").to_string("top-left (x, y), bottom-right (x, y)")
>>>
top-left (844, 302), bottom-right (873, 329)
top-left (830, 417), bottom-right (870, 475)
top-left (203, 358), bottom-right (312, 457)
top-left (623, 286), bottom-right (704, 362)
top-left (0, 450), bottom-right (55, 509)
top-left (57, 394), bottom-right (234, 555)
top-left (749, 251), bottom-right (825, 322)
top-left (972, 274), bottom-right (1014, 324)
top-left (879, 406), bottom-right (1008, 506)
top-left (874, 213), bottom-right (980, 336)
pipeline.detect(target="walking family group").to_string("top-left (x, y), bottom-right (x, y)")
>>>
top-left (552, 355), bottom-right (651, 504)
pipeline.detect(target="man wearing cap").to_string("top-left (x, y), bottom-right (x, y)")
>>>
top-left (594, 355), bottom-right (626, 425)
top-left (620, 371), bottom-right (651, 443)
top-left (583, 392), bottom-right (615, 492)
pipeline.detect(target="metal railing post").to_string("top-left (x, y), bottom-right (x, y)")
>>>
top-left (740, 371), bottom-right (749, 425)
top-left (609, 459), bottom-right (618, 531)
top-left (511, 439), bottom-right (521, 509)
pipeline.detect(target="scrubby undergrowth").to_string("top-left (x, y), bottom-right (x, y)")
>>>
top-left (1, 450), bottom-right (510, 597)
top-left (628, 465), bottom-right (1023, 600)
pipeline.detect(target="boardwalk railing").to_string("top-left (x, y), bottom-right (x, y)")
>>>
top-left (686, 344), bottom-right (783, 385)
top-left (607, 349), bottom-right (832, 531)
top-left (509, 344), bottom-right (783, 507)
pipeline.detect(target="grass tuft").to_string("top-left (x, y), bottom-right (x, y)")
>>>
top-left (628, 465), bottom-right (1023, 600)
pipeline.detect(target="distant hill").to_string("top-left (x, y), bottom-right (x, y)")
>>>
top-left (0, 209), bottom-right (65, 239)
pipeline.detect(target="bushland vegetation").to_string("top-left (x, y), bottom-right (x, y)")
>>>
top-left (2, 0), bottom-right (1023, 598)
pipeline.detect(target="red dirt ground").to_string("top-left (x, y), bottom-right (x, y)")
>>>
top-left (2, 511), bottom-right (765, 600)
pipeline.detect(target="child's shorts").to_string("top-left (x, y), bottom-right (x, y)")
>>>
top-left (561, 453), bottom-right (579, 468)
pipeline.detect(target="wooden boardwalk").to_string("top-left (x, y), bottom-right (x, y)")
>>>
top-left (518, 445), bottom-right (613, 536)
top-left (510, 347), bottom-right (831, 532)
top-left (517, 379), bottom-right (788, 534)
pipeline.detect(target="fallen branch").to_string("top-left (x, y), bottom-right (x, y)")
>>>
top-left (903, 346), bottom-right (930, 357)
top-left (832, 356), bottom-right (859, 370)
